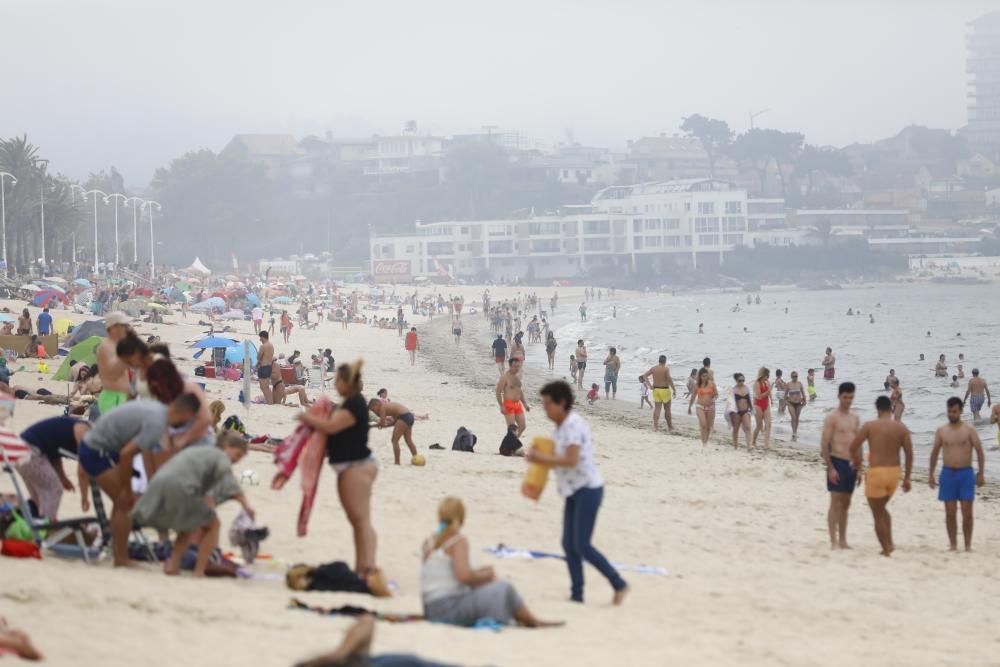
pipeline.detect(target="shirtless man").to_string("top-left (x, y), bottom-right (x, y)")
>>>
top-left (849, 396), bottom-right (913, 556)
top-left (256, 331), bottom-right (275, 404)
top-left (929, 397), bottom-right (985, 551)
top-left (96, 312), bottom-right (132, 416)
top-left (821, 347), bottom-right (836, 380)
top-left (820, 382), bottom-right (860, 549)
top-left (992, 403), bottom-right (1000, 448)
top-left (963, 369), bottom-right (991, 420)
top-left (641, 355), bottom-right (677, 431)
top-left (369, 398), bottom-right (419, 465)
top-left (935, 354), bottom-right (948, 378)
top-left (496, 358), bottom-right (529, 437)
top-left (574, 340), bottom-right (588, 389)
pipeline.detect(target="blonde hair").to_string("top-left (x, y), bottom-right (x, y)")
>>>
top-left (208, 400), bottom-right (225, 427)
top-left (216, 431), bottom-right (248, 453)
top-left (433, 496), bottom-right (466, 550)
top-left (757, 367), bottom-right (770, 382)
top-left (336, 359), bottom-right (365, 397)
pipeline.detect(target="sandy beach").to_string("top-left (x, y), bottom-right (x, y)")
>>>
top-left (3, 285), bottom-right (1000, 667)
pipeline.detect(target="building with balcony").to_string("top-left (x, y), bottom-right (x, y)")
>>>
top-left (967, 12), bottom-right (1000, 159)
top-left (368, 178), bottom-right (751, 281)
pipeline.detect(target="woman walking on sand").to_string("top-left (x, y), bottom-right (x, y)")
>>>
top-left (545, 332), bottom-right (557, 370)
top-left (530, 381), bottom-right (628, 606)
top-left (690, 368), bottom-right (718, 445)
top-left (751, 367), bottom-right (772, 449)
top-left (603, 347), bottom-right (621, 399)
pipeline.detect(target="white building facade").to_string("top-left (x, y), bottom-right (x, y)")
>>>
top-left (369, 179), bottom-right (752, 281)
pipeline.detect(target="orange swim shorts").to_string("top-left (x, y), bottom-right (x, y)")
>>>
top-left (503, 400), bottom-right (524, 415)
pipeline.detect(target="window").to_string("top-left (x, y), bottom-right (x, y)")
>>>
top-left (488, 240), bottom-right (513, 254)
top-left (380, 244), bottom-right (394, 258)
top-left (488, 224), bottom-right (508, 237)
top-left (531, 239), bottom-right (560, 252)
top-left (698, 234), bottom-right (719, 246)
top-left (698, 202), bottom-right (715, 215)
top-left (694, 217), bottom-right (719, 233)
top-left (725, 217), bottom-right (746, 232)
top-left (633, 219), bottom-right (642, 233)
top-left (725, 201), bottom-right (743, 214)
top-left (645, 236), bottom-right (662, 247)
top-left (583, 238), bottom-right (610, 251)
top-left (664, 236), bottom-right (680, 247)
top-left (460, 226), bottom-right (469, 234)
top-left (644, 219), bottom-right (662, 231)
top-left (405, 245), bottom-right (415, 253)
top-left (684, 203), bottom-right (691, 212)
top-left (664, 218), bottom-right (680, 230)
top-left (633, 237), bottom-right (643, 250)
top-left (528, 222), bottom-right (560, 235)
top-left (426, 242), bottom-right (454, 255)
top-left (582, 220), bottom-right (610, 234)
top-left (723, 234), bottom-right (744, 246)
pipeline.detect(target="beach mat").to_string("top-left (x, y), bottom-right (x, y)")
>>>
top-left (288, 598), bottom-right (422, 624)
top-left (484, 544), bottom-right (670, 576)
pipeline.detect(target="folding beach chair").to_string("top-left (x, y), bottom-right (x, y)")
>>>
top-left (0, 433), bottom-right (101, 562)
top-left (306, 366), bottom-right (331, 391)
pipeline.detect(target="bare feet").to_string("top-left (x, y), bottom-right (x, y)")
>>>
top-left (838, 542), bottom-right (852, 550)
top-left (612, 587), bottom-right (629, 606)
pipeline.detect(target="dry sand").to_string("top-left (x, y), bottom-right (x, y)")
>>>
top-left (2, 286), bottom-right (999, 666)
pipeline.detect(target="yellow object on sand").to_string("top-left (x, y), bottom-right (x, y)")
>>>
top-left (522, 437), bottom-right (554, 501)
top-left (411, 454), bottom-right (426, 467)
top-left (37, 361), bottom-right (49, 374)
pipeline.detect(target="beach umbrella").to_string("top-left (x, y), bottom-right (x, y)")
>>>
top-left (174, 281), bottom-right (193, 291)
top-left (190, 297), bottom-right (226, 312)
top-left (228, 339), bottom-right (258, 367)
top-left (53, 336), bottom-right (102, 380)
top-left (43, 276), bottom-right (67, 284)
top-left (33, 289), bottom-right (69, 308)
top-left (192, 337), bottom-right (239, 349)
top-left (74, 278), bottom-right (92, 287)
top-left (19, 284), bottom-right (40, 293)
top-left (272, 296), bottom-right (292, 304)
top-left (246, 293), bottom-right (261, 307)
top-left (0, 314), bottom-right (13, 323)
top-left (148, 302), bottom-right (170, 312)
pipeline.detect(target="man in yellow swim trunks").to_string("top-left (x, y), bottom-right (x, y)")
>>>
top-left (642, 355), bottom-right (677, 432)
top-left (96, 312), bottom-right (133, 416)
top-left (850, 395), bottom-right (913, 557)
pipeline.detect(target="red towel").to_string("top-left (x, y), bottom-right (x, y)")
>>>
top-left (271, 397), bottom-right (334, 537)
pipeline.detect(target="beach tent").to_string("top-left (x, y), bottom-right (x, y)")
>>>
top-left (227, 340), bottom-right (258, 367)
top-left (53, 336), bottom-right (102, 381)
top-left (190, 297), bottom-right (226, 313)
top-left (54, 318), bottom-right (74, 336)
top-left (19, 284), bottom-right (40, 293)
top-left (65, 320), bottom-right (106, 347)
top-left (73, 278), bottom-right (91, 287)
top-left (185, 257), bottom-right (212, 275)
top-left (246, 293), bottom-right (261, 307)
top-left (33, 289), bottom-right (69, 308)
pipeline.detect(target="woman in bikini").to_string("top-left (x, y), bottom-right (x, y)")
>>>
top-left (730, 373), bottom-right (753, 449)
top-left (692, 368), bottom-right (717, 446)
top-left (784, 371), bottom-right (807, 441)
top-left (889, 377), bottom-right (905, 421)
top-left (751, 367), bottom-right (772, 450)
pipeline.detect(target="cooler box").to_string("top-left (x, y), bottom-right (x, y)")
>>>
top-left (281, 366), bottom-right (297, 386)
top-left (204, 363), bottom-right (216, 379)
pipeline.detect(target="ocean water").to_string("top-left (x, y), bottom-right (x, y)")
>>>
top-left (527, 283), bottom-right (999, 459)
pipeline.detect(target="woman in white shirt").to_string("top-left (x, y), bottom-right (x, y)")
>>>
top-left (421, 497), bottom-right (560, 628)
top-left (530, 380), bottom-right (629, 605)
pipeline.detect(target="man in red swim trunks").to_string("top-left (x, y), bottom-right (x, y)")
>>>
top-left (496, 358), bottom-right (529, 437)
top-left (822, 347), bottom-right (836, 380)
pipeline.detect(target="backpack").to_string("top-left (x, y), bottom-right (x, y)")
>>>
top-left (499, 428), bottom-right (523, 456)
top-left (452, 426), bottom-right (477, 453)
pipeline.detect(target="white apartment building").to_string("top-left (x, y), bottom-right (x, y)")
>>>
top-left (369, 178), bottom-right (752, 282)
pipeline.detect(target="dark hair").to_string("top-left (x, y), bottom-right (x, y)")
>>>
top-left (947, 396), bottom-right (964, 410)
top-left (147, 358), bottom-right (185, 403)
top-left (874, 396), bottom-right (892, 412)
top-left (149, 343), bottom-right (171, 358)
top-left (659, 355), bottom-right (667, 364)
top-left (577, 339), bottom-right (584, 345)
top-left (609, 347), bottom-right (616, 355)
top-left (171, 392), bottom-right (202, 414)
top-left (377, 388), bottom-right (387, 397)
top-left (733, 373), bottom-right (744, 381)
top-left (775, 369), bottom-right (783, 377)
top-left (540, 380), bottom-right (574, 411)
top-left (116, 332), bottom-right (149, 359)
top-left (838, 382), bottom-right (855, 396)
top-left (259, 331), bottom-right (269, 340)
top-left (703, 357), bottom-right (711, 366)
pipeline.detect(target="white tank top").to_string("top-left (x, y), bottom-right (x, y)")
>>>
top-left (420, 536), bottom-right (467, 603)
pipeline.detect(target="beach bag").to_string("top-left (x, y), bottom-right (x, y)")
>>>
top-left (452, 427), bottom-right (477, 453)
top-left (499, 428), bottom-right (523, 457)
top-left (1, 538), bottom-right (41, 559)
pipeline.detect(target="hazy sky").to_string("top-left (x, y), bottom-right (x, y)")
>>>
top-left (3, 0), bottom-right (997, 187)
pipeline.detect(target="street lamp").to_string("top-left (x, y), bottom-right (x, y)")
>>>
top-left (123, 196), bottom-right (145, 265)
top-left (68, 184), bottom-right (86, 267)
top-left (143, 200), bottom-right (161, 280)
top-left (104, 193), bottom-right (128, 267)
top-left (0, 172), bottom-right (17, 278)
top-left (81, 189), bottom-right (109, 275)
top-left (37, 159), bottom-right (50, 270)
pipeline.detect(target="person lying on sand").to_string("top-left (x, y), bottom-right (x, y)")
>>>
top-left (294, 614), bottom-right (455, 667)
top-left (0, 618), bottom-right (42, 661)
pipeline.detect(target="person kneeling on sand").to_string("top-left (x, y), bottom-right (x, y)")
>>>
top-left (131, 432), bottom-right (256, 577)
top-left (421, 497), bottom-right (562, 628)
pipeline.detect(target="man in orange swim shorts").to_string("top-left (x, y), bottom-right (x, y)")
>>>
top-left (496, 358), bottom-right (530, 437)
top-left (850, 396), bottom-right (913, 557)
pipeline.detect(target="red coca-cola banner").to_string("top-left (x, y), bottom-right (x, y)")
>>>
top-left (372, 259), bottom-right (412, 282)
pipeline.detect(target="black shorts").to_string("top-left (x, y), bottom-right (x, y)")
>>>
top-left (577, 361), bottom-right (587, 371)
top-left (827, 456), bottom-right (857, 494)
top-left (399, 412), bottom-right (415, 427)
top-left (258, 365), bottom-right (272, 379)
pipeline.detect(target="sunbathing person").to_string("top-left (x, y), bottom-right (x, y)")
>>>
top-left (421, 497), bottom-right (561, 628)
top-left (295, 614), bottom-right (456, 667)
top-left (0, 618), bottom-right (42, 661)
top-left (131, 432), bottom-right (255, 576)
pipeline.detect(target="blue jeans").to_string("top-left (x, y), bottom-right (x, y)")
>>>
top-left (562, 486), bottom-right (627, 602)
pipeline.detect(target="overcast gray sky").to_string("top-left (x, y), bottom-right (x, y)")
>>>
top-left (3, 0), bottom-right (997, 187)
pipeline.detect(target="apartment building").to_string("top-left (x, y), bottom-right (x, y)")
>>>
top-left (369, 178), bottom-right (751, 281)
top-left (966, 11), bottom-right (1000, 158)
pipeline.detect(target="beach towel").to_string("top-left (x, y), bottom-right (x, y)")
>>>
top-left (271, 397), bottom-right (333, 537)
top-left (288, 598), bottom-right (422, 624)
top-left (484, 544), bottom-right (670, 576)
top-left (228, 509), bottom-right (269, 564)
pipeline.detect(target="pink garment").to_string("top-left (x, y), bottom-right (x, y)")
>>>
top-left (271, 396), bottom-right (334, 537)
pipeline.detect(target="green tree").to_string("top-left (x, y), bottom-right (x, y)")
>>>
top-left (795, 144), bottom-right (853, 198)
top-left (728, 128), bottom-right (804, 197)
top-left (680, 114), bottom-right (732, 178)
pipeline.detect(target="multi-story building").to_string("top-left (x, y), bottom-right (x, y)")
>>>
top-left (966, 12), bottom-right (1000, 159)
top-left (369, 178), bottom-right (751, 281)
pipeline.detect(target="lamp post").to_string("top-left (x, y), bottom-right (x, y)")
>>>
top-left (104, 193), bottom-right (127, 267)
top-left (0, 172), bottom-right (17, 279)
top-left (69, 184), bottom-right (86, 268)
top-left (123, 196), bottom-right (145, 266)
top-left (36, 159), bottom-right (50, 271)
top-left (81, 189), bottom-right (109, 275)
top-left (143, 200), bottom-right (161, 280)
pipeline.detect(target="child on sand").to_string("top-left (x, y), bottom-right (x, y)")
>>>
top-left (638, 375), bottom-right (652, 409)
top-left (421, 497), bottom-right (562, 628)
top-left (569, 354), bottom-right (578, 384)
top-left (131, 432), bottom-right (255, 577)
top-left (807, 369), bottom-right (818, 402)
top-left (587, 383), bottom-right (600, 404)
top-left (530, 381), bottom-right (628, 605)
